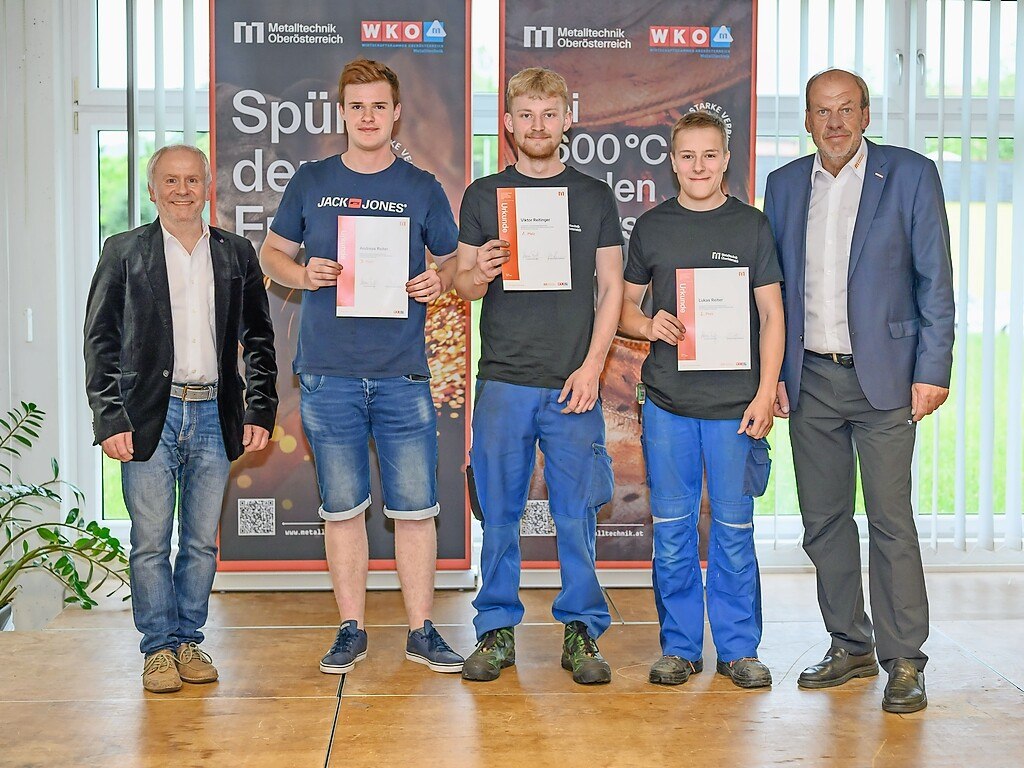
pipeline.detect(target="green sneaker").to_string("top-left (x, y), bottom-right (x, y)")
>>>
top-left (561, 621), bottom-right (611, 685)
top-left (461, 627), bottom-right (515, 682)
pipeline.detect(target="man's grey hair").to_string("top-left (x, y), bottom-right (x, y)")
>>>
top-left (805, 68), bottom-right (870, 110)
top-left (146, 144), bottom-right (212, 188)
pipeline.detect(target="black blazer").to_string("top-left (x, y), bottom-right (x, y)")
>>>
top-left (84, 219), bottom-right (278, 462)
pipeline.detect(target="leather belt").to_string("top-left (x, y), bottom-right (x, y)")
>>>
top-left (805, 350), bottom-right (854, 369)
top-left (170, 382), bottom-right (218, 401)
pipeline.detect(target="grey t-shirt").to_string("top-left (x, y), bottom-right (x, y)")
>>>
top-left (459, 164), bottom-right (624, 389)
top-left (624, 196), bottom-right (783, 419)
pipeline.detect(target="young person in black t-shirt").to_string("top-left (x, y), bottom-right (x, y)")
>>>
top-left (619, 112), bottom-right (785, 689)
top-left (454, 67), bottom-right (625, 685)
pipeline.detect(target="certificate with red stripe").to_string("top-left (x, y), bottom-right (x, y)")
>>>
top-left (497, 186), bottom-right (571, 291)
top-left (336, 215), bottom-right (410, 318)
top-left (676, 267), bottom-right (751, 371)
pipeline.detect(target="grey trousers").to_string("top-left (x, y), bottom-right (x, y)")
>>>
top-left (789, 355), bottom-right (928, 673)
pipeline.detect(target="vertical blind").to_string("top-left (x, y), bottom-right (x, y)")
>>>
top-left (755, 0), bottom-right (1023, 556)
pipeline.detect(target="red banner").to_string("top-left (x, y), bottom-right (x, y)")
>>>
top-left (211, 0), bottom-right (472, 573)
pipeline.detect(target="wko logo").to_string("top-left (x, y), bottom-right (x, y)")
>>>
top-left (649, 25), bottom-right (732, 49)
top-left (234, 21), bottom-right (264, 44)
top-left (361, 20), bottom-right (447, 45)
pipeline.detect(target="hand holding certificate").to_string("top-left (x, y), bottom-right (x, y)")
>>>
top-left (336, 215), bottom-right (410, 318)
top-left (496, 186), bottom-right (572, 291)
top-left (676, 267), bottom-right (751, 370)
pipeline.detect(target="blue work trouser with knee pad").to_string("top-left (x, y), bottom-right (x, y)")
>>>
top-left (641, 400), bottom-right (770, 662)
top-left (469, 380), bottom-right (614, 641)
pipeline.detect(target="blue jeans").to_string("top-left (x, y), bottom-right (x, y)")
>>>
top-left (299, 374), bottom-right (439, 520)
top-left (121, 398), bottom-right (230, 656)
top-left (642, 400), bottom-right (766, 662)
top-left (470, 380), bottom-right (614, 640)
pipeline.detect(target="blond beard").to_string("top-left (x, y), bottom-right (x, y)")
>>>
top-left (516, 135), bottom-right (561, 161)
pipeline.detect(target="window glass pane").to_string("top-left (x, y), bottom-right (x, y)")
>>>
top-left (96, 0), bottom-right (210, 90)
top-left (96, 0), bottom-right (127, 89)
top-left (758, 0), bottom-right (887, 99)
top-left (925, 0), bottom-right (1017, 99)
top-left (472, 0), bottom-right (499, 93)
top-left (472, 135), bottom-right (499, 180)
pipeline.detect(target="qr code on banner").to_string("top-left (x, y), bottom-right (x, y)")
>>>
top-left (238, 498), bottom-right (276, 536)
top-left (520, 500), bottom-right (555, 537)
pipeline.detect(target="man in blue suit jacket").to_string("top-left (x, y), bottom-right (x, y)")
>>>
top-left (764, 69), bottom-right (954, 714)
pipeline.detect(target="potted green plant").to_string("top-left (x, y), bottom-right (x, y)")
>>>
top-left (1, 402), bottom-right (130, 629)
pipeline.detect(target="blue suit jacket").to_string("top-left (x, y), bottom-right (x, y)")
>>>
top-left (763, 140), bottom-right (954, 412)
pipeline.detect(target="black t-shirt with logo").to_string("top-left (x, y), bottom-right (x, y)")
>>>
top-left (459, 164), bottom-right (624, 389)
top-left (623, 196), bottom-right (783, 420)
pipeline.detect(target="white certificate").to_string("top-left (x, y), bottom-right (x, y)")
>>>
top-left (497, 186), bottom-right (571, 291)
top-left (336, 215), bottom-right (409, 318)
top-left (676, 267), bottom-right (751, 371)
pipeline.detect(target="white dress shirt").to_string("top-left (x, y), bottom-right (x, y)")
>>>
top-left (161, 222), bottom-right (218, 384)
top-left (804, 137), bottom-right (868, 355)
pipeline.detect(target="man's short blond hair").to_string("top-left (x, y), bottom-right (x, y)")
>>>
top-left (505, 67), bottom-right (569, 112)
top-left (338, 58), bottom-right (400, 106)
top-left (670, 111), bottom-right (729, 153)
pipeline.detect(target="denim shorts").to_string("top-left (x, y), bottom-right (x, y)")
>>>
top-left (299, 373), bottom-right (439, 521)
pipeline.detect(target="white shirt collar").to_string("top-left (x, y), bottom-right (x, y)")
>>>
top-left (811, 137), bottom-right (868, 185)
top-left (160, 219), bottom-right (211, 252)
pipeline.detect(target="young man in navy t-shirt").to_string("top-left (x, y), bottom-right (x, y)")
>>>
top-left (260, 58), bottom-right (463, 676)
top-left (619, 112), bottom-right (784, 689)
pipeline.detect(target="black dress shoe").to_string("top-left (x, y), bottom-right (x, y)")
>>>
top-left (798, 646), bottom-right (879, 689)
top-left (882, 658), bottom-right (927, 713)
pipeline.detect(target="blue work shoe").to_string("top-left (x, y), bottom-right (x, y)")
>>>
top-left (320, 619), bottom-right (368, 674)
top-left (406, 620), bottom-right (465, 673)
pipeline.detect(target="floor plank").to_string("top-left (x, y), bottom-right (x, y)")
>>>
top-left (0, 698), bottom-right (337, 768)
top-left (7, 573), bottom-right (1023, 768)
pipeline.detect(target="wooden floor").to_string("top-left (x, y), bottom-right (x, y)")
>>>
top-left (3, 572), bottom-right (1024, 767)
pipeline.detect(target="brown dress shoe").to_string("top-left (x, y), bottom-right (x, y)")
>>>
top-left (143, 649), bottom-right (183, 693)
top-left (882, 658), bottom-right (927, 713)
top-left (176, 642), bottom-right (219, 683)
top-left (798, 646), bottom-right (879, 689)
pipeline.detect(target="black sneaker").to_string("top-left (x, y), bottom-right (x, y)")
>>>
top-left (561, 621), bottom-right (611, 685)
top-left (319, 619), bottom-right (368, 674)
top-left (461, 627), bottom-right (515, 682)
top-left (649, 655), bottom-right (703, 685)
top-left (406, 620), bottom-right (465, 673)
top-left (716, 657), bottom-right (772, 689)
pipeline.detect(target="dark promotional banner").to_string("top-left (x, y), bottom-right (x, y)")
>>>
top-left (501, 0), bottom-right (757, 568)
top-left (211, 0), bottom-right (471, 572)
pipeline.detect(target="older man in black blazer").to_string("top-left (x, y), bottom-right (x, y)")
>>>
top-left (84, 144), bottom-right (277, 693)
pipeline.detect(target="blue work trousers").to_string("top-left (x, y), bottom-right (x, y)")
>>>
top-left (470, 380), bottom-right (614, 640)
top-left (642, 400), bottom-right (769, 662)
